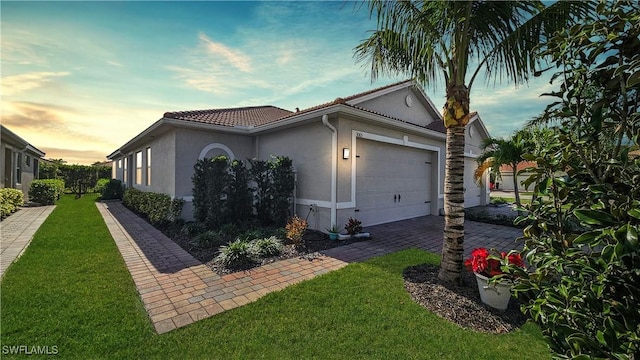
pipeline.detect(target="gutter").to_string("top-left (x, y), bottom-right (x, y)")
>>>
top-left (321, 114), bottom-right (337, 228)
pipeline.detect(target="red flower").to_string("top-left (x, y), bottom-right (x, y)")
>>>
top-left (507, 253), bottom-right (524, 267)
top-left (465, 247), bottom-right (525, 278)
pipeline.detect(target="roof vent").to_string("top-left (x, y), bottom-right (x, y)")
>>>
top-left (295, 107), bottom-right (300, 112)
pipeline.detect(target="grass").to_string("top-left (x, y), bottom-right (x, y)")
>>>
top-left (1, 194), bottom-right (551, 359)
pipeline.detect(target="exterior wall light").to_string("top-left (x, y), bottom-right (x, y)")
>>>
top-left (343, 148), bottom-right (350, 159)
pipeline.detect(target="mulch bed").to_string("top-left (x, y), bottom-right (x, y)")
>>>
top-left (403, 263), bottom-right (528, 334)
top-left (170, 229), bottom-right (370, 275)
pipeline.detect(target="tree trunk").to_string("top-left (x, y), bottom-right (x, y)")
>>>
top-left (512, 165), bottom-right (521, 207)
top-left (438, 84), bottom-right (469, 285)
top-left (439, 125), bottom-right (466, 284)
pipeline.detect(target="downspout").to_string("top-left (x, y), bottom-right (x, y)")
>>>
top-left (322, 114), bottom-right (337, 227)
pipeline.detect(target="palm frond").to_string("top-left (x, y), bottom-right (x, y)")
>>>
top-left (471, 0), bottom-right (596, 88)
top-left (474, 157), bottom-right (493, 186)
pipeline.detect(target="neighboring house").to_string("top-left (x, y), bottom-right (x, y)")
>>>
top-left (496, 161), bottom-right (537, 192)
top-left (1, 125), bottom-right (46, 199)
top-left (108, 80), bottom-right (491, 231)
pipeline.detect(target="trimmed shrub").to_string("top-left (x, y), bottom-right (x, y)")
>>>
top-left (0, 188), bottom-right (24, 218)
top-left (191, 230), bottom-right (224, 249)
top-left (101, 179), bottom-right (124, 200)
top-left (249, 236), bottom-right (283, 258)
top-left (94, 178), bottom-right (110, 194)
top-left (29, 179), bottom-right (65, 205)
top-left (122, 188), bottom-right (183, 225)
top-left (181, 222), bottom-right (205, 237)
top-left (216, 239), bottom-right (255, 269)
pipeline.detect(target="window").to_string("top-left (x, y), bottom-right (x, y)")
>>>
top-left (146, 147), bottom-right (151, 186)
top-left (123, 158), bottom-right (128, 184)
top-left (118, 159), bottom-right (122, 168)
top-left (25, 155), bottom-right (31, 167)
top-left (135, 151), bottom-right (143, 185)
top-left (16, 153), bottom-right (22, 184)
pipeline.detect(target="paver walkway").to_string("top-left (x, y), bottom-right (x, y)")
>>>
top-left (97, 201), bottom-right (523, 334)
top-left (1, 206), bottom-right (56, 279)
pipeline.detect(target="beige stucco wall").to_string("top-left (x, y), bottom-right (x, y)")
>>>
top-left (1, 142), bottom-right (41, 200)
top-left (173, 128), bottom-right (254, 200)
top-left (355, 87), bottom-right (439, 127)
top-left (258, 119), bottom-right (332, 204)
top-left (463, 120), bottom-right (490, 207)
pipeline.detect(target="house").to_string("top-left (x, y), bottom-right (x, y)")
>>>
top-left (1, 125), bottom-right (46, 199)
top-left (108, 80), bottom-right (491, 231)
top-left (495, 161), bottom-right (537, 191)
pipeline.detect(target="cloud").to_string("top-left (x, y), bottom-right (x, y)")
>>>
top-left (165, 33), bottom-right (253, 93)
top-left (198, 33), bottom-right (251, 72)
top-left (1, 101), bottom-right (108, 146)
top-left (39, 147), bottom-right (109, 165)
top-left (106, 60), bottom-right (124, 67)
top-left (1, 72), bottom-right (70, 96)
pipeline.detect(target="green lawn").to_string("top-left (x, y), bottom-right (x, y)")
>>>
top-left (1, 195), bottom-right (551, 359)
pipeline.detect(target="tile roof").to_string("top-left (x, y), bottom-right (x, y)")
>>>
top-left (499, 161), bottom-right (538, 172)
top-left (163, 106), bottom-right (293, 127)
top-left (161, 79), bottom-right (446, 134)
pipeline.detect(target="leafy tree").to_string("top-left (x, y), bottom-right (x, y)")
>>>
top-left (355, 0), bottom-right (592, 284)
top-left (39, 158), bottom-right (65, 179)
top-left (59, 164), bottom-right (97, 198)
top-left (510, 2), bottom-right (640, 358)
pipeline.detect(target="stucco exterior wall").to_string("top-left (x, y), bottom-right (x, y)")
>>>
top-left (355, 87), bottom-right (438, 127)
top-left (173, 128), bottom-right (254, 200)
top-left (1, 140), bottom-right (42, 200)
top-left (258, 120), bottom-right (332, 204)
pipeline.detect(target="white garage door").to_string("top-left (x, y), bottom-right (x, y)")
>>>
top-left (355, 139), bottom-right (432, 226)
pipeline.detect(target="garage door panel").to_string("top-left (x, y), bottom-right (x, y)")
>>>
top-left (355, 139), bottom-right (432, 226)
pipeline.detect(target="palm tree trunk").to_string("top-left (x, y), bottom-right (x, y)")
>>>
top-left (512, 165), bottom-right (521, 207)
top-left (439, 125), bottom-right (466, 284)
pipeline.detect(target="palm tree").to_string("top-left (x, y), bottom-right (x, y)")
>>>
top-left (355, 1), bottom-right (592, 284)
top-left (475, 132), bottom-right (530, 207)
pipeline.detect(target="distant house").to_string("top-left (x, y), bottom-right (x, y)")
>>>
top-left (108, 80), bottom-right (491, 231)
top-left (496, 161), bottom-right (537, 192)
top-left (1, 125), bottom-right (46, 199)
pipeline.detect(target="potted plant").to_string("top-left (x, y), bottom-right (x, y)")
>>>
top-left (324, 224), bottom-right (342, 241)
top-left (345, 217), bottom-right (363, 237)
top-left (465, 247), bottom-right (524, 310)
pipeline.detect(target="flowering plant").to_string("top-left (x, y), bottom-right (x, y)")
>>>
top-left (465, 247), bottom-right (524, 278)
top-left (345, 217), bottom-right (363, 235)
top-left (285, 215), bottom-right (308, 246)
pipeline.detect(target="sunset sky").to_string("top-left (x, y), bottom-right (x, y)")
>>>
top-left (1, 1), bottom-right (555, 165)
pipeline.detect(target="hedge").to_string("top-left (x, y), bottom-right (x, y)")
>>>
top-left (100, 179), bottom-right (124, 200)
top-left (122, 188), bottom-right (183, 225)
top-left (0, 188), bottom-right (24, 219)
top-left (29, 179), bottom-right (65, 205)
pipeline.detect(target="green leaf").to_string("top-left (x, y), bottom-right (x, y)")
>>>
top-left (625, 225), bottom-right (638, 251)
top-left (628, 208), bottom-right (640, 220)
top-left (573, 231), bottom-right (600, 244)
top-left (574, 209), bottom-right (615, 226)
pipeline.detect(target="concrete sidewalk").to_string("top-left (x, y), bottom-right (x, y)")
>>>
top-left (1, 206), bottom-right (56, 279)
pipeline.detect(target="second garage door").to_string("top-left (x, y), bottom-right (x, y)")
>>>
top-left (355, 139), bottom-right (433, 226)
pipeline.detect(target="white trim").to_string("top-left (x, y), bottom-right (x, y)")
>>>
top-left (296, 198), bottom-right (353, 210)
top-left (198, 143), bottom-right (235, 160)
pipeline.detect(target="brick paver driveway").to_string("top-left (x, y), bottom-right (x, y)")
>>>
top-left (97, 201), bottom-right (523, 334)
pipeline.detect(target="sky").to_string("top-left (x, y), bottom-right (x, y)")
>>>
top-left (1, 1), bottom-right (557, 165)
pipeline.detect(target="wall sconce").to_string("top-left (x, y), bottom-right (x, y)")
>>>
top-left (342, 148), bottom-right (350, 159)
